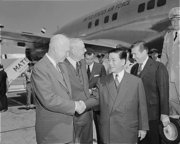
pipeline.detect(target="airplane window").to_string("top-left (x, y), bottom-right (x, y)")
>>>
top-left (112, 13), bottom-right (118, 21)
top-left (157, 0), bottom-right (166, 7)
top-left (95, 19), bottom-right (99, 26)
top-left (147, 0), bottom-right (155, 10)
top-left (138, 3), bottom-right (145, 13)
top-left (88, 22), bottom-right (92, 29)
top-left (104, 16), bottom-right (109, 23)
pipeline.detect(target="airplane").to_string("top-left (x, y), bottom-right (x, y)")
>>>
top-left (0, 0), bottom-right (179, 62)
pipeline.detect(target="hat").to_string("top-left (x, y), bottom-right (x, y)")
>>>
top-left (0, 64), bottom-right (3, 69)
top-left (149, 48), bottom-right (159, 54)
top-left (169, 7), bottom-right (180, 20)
top-left (159, 117), bottom-right (180, 144)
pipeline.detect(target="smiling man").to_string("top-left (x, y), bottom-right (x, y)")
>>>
top-left (94, 48), bottom-right (149, 144)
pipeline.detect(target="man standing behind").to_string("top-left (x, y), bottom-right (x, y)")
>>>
top-left (0, 64), bottom-right (9, 112)
top-left (84, 48), bottom-right (106, 144)
top-left (64, 38), bottom-right (99, 144)
top-left (31, 35), bottom-right (85, 144)
top-left (131, 41), bottom-right (170, 144)
top-left (94, 48), bottom-right (149, 144)
top-left (160, 7), bottom-right (180, 115)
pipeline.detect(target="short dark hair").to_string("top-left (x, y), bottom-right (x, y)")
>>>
top-left (131, 40), bottom-right (149, 52)
top-left (84, 48), bottom-right (95, 57)
top-left (149, 48), bottom-right (159, 54)
top-left (108, 48), bottom-right (127, 61)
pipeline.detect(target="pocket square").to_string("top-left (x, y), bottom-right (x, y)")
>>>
top-left (94, 74), bottom-right (99, 77)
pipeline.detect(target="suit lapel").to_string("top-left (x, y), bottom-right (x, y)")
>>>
top-left (80, 60), bottom-right (89, 98)
top-left (131, 63), bottom-right (139, 76)
top-left (44, 56), bottom-right (69, 91)
top-left (89, 62), bottom-right (97, 81)
top-left (106, 73), bottom-right (118, 102)
top-left (139, 58), bottom-right (153, 79)
top-left (112, 72), bottom-right (130, 112)
top-left (59, 63), bottom-right (72, 96)
top-left (65, 59), bottom-right (84, 90)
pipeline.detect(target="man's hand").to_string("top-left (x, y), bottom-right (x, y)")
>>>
top-left (161, 114), bottom-right (170, 127)
top-left (75, 100), bottom-right (86, 114)
top-left (138, 130), bottom-right (147, 141)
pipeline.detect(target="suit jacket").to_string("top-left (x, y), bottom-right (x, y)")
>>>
top-left (31, 55), bottom-right (75, 144)
top-left (96, 72), bottom-right (149, 143)
top-left (131, 58), bottom-right (169, 121)
top-left (89, 62), bottom-right (106, 89)
top-left (161, 30), bottom-right (180, 95)
top-left (64, 59), bottom-right (99, 126)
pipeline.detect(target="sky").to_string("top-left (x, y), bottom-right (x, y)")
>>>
top-left (0, 0), bottom-right (112, 68)
top-left (0, 0), bottom-right (112, 35)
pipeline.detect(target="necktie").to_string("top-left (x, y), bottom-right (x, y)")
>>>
top-left (174, 32), bottom-right (178, 41)
top-left (56, 64), bottom-right (63, 77)
top-left (137, 63), bottom-right (143, 75)
top-left (87, 65), bottom-right (91, 79)
top-left (76, 62), bottom-right (80, 75)
top-left (114, 74), bottom-right (119, 88)
top-left (57, 64), bottom-right (68, 88)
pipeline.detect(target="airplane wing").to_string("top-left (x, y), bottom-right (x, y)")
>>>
top-left (83, 39), bottom-right (131, 53)
top-left (0, 29), bottom-right (51, 61)
top-left (1, 30), bottom-right (50, 48)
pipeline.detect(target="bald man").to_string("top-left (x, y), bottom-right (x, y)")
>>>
top-left (31, 34), bottom-right (86, 144)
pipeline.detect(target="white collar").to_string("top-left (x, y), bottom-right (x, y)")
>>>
top-left (141, 56), bottom-right (149, 70)
top-left (46, 53), bottom-right (56, 68)
top-left (67, 57), bottom-right (77, 69)
top-left (113, 70), bottom-right (125, 83)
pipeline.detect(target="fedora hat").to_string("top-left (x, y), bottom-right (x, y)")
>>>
top-left (159, 117), bottom-right (180, 144)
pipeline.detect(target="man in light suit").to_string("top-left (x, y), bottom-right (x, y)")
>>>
top-left (64, 38), bottom-right (99, 144)
top-left (160, 7), bottom-right (180, 115)
top-left (94, 48), bottom-right (149, 144)
top-left (84, 48), bottom-right (106, 144)
top-left (31, 35), bottom-right (85, 144)
top-left (131, 41), bottom-right (170, 144)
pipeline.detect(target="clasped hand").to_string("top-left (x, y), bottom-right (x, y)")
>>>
top-left (75, 100), bottom-right (86, 114)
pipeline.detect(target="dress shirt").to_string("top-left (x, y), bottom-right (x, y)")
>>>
top-left (113, 70), bottom-right (125, 84)
top-left (141, 56), bottom-right (149, 71)
top-left (86, 62), bottom-right (94, 72)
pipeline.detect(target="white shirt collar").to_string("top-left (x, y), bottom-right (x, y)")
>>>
top-left (141, 56), bottom-right (149, 70)
top-left (113, 70), bottom-right (125, 83)
top-left (86, 62), bottom-right (94, 72)
top-left (67, 57), bottom-right (77, 69)
top-left (46, 53), bottom-right (56, 68)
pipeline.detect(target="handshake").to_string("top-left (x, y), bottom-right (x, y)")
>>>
top-left (75, 100), bottom-right (86, 114)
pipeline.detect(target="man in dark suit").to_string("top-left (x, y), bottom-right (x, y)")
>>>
top-left (93, 48), bottom-right (149, 144)
top-left (64, 38), bottom-right (99, 144)
top-left (84, 48), bottom-right (106, 144)
top-left (131, 41), bottom-right (170, 144)
top-left (0, 64), bottom-right (9, 112)
top-left (31, 34), bottom-right (85, 144)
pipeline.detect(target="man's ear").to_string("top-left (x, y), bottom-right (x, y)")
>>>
top-left (122, 59), bottom-right (126, 65)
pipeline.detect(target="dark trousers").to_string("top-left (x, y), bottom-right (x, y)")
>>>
top-left (0, 94), bottom-right (8, 110)
top-left (93, 110), bottom-right (101, 144)
top-left (138, 120), bottom-right (161, 144)
top-left (74, 120), bottom-right (93, 144)
top-left (26, 83), bottom-right (35, 105)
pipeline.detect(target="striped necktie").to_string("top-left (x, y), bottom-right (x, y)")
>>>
top-left (137, 63), bottom-right (143, 75)
top-left (114, 74), bottom-right (119, 88)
